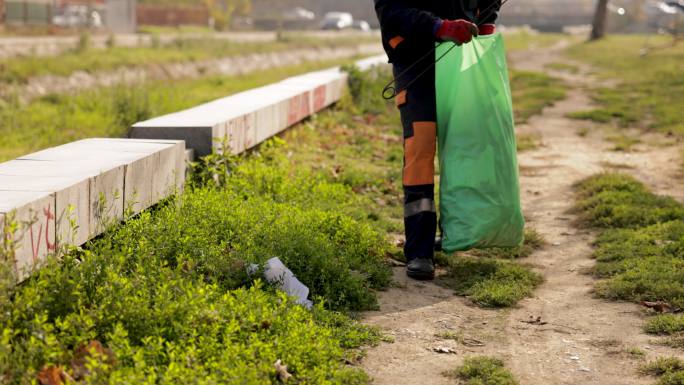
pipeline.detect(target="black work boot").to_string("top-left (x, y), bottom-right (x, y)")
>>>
top-left (406, 258), bottom-right (435, 280)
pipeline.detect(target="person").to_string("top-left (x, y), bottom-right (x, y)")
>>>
top-left (374, 0), bottom-right (502, 280)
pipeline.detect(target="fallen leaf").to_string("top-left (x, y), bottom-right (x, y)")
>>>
top-left (274, 359), bottom-right (292, 382)
top-left (38, 366), bottom-right (67, 385)
top-left (641, 301), bottom-right (673, 313)
top-left (71, 340), bottom-right (115, 380)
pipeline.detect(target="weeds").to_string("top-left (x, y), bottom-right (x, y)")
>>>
top-left (446, 356), bottom-right (518, 385)
top-left (440, 256), bottom-right (542, 308)
top-left (516, 133), bottom-right (541, 152)
top-left (606, 133), bottom-right (641, 152)
top-left (641, 357), bottom-right (684, 384)
top-left (437, 228), bottom-right (543, 307)
top-left (575, 173), bottom-right (684, 349)
top-left (575, 173), bottom-right (684, 229)
top-left (645, 315), bottom-right (684, 335)
top-left (0, 65), bottom-right (397, 384)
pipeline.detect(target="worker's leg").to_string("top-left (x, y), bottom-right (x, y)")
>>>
top-left (393, 63), bottom-right (437, 278)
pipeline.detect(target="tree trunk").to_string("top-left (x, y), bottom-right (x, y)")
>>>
top-left (590, 0), bottom-right (609, 40)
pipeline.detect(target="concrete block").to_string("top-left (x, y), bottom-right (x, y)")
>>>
top-left (0, 159), bottom-right (126, 238)
top-left (89, 165), bottom-right (125, 236)
top-left (0, 174), bottom-right (90, 247)
top-left (130, 56), bottom-right (388, 157)
top-left (0, 190), bottom-right (56, 280)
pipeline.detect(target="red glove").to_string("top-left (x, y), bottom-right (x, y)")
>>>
top-left (479, 24), bottom-right (496, 35)
top-left (436, 19), bottom-right (478, 45)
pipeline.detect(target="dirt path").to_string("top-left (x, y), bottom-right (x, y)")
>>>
top-left (361, 42), bottom-right (684, 384)
top-left (4, 43), bottom-right (382, 103)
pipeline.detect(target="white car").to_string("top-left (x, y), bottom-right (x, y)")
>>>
top-left (53, 5), bottom-right (102, 28)
top-left (320, 12), bottom-right (354, 30)
top-left (283, 7), bottom-right (315, 21)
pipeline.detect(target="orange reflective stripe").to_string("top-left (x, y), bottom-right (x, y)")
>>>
top-left (403, 122), bottom-right (436, 186)
top-left (396, 90), bottom-right (407, 107)
top-left (389, 36), bottom-right (405, 49)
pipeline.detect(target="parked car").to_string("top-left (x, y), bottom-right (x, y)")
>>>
top-left (320, 12), bottom-right (353, 30)
top-left (53, 5), bottom-right (102, 28)
top-left (283, 7), bottom-right (315, 21)
top-left (352, 20), bottom-right (371, 31)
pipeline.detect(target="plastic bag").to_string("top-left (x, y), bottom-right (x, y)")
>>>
top-left (435, 34), bottom-right (524, 252)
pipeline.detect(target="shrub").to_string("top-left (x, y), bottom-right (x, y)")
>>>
top-left (448, 356), bottom-right (518, 385)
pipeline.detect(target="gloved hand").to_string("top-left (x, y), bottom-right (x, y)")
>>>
top-left (435, 19), bottom-right (478, 45)
top-left (478, 24), bottom-right (496, 35)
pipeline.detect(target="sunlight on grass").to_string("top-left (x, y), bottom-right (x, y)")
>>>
top-left (510, 71), bottom-right (566, 124)
top-left (0, 58), bottom-right (361, 162)
top-left (565, 35), bottom-right (684, 137)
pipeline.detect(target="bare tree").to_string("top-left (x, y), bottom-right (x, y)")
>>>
top-left (590, 0), bottom-right (609, 40)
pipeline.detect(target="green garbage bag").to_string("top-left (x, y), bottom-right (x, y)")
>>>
top-left (435, 33), bottom-right (524, 252)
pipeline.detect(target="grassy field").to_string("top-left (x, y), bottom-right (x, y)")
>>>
top-left (0, 58), bottom-right (362, 162)
top-left (510, 70), bottom-right (566, 124)
top-left (0, 69), bottom-right (398, 385)
top-left (0, 33), bottom-right (374, 84)
top-left (565, 35), bottom-right (684, 137)
top-left (503, 30), bottom-right (572, 52)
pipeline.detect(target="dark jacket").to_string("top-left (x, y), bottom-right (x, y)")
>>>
top-left (374, 0), bottom-right (501, 65)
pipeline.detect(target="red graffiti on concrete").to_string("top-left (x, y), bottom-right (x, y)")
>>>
top-left (28, 205), bottom-right (56, 263)
top-left (313, 86), bottom-right (327, 112)
top-left (287, 92), bottom-right (311, 126)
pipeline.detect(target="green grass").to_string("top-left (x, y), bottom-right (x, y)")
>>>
top-left (446, 356), bottom-right (518, 385)
top-left (0, 34), bottom-right (372, 84)
top-left (544, 62), bottom-right (580, 74)
top-left (0, 57), bottom-right (361, 162)
top-left (606, 133), bottom-right (642, 151)
top-left (645, 315), bottom-right (684, 335)
top-left (440, 256), bottom-right (542, 308)
top-left (575, 173), bottom-right (684, 229)
top-left (565, 35), bottom-right (684, 137)
top-left (510, 71), bottom-right (566, 124)
top-left (437, 229), bottom-right (544, 308)
top-left (503, 31), bottom-right (570, 52)
top-left (641, 357), bottom-right (684, 385)
top-left (516, 133), bottom-right (541, 152)
top-left (0, 66), bottom-right (400, 385)
top-left (575, 173), bottom-right (684, 313)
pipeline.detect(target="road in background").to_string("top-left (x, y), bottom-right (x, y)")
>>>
top-left (0, 30), bottom-right (379, 59)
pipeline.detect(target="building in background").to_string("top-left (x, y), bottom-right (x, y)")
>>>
top-left (251, 0), bottom-right (597, 31)
top-left (106, 0), bottom-right (135, 32)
